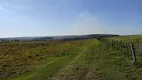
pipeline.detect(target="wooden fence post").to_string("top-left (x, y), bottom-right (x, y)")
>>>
top-left (130, 43), bottom-right (137, 63)
top-left (120, 41), bottom-right (122, 52)
top-left (126, 42), bottom-right (129, 54)
top-left (112, 40), bottom-right (115, 47)
top-left (113, 40), bottom-right (116, 49)
top-left (91, 49), bottom-right (93, 54)
top-left (91, 48), bottom-right (95, 54)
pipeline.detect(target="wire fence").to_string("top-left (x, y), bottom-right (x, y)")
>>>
top-left (134, 41), bottom-right (142, 63)
top-left (100, 39), bottom-right (142, 64)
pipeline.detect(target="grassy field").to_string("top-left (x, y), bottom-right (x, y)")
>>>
top-left (0, 35), bottom-right (142, 80)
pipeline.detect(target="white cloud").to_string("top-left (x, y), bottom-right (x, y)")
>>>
top-left (0, 5), bottom-right (10, 13)
top-left (65, 11), bottom-right (111, 35)
top-left (65, 11), bottom-right (142, 35)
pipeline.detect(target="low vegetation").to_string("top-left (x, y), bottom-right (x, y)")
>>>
top-left (0, 35), bottom-right (142, 80)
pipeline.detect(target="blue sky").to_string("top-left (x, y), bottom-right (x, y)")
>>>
top-left (0, 0), bottom-right (141, 37)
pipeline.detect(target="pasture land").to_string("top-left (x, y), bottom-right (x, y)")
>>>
top-left (0, 35), bottom-right (142, 80)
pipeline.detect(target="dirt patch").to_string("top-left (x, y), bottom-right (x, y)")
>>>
top-left (84, 68), bottom-right (101, 80)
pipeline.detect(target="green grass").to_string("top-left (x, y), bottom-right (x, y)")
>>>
top-left (0, 35), bottom-right (142, 80)
top-left (0, 39), bottom-right (98, 80)
top-left (109, 35), bottom-right (142, 43)
top-left (13, 56), bottom-right (72, 80)
top-left (48, 40), bottom-right (100, 80)
top-left (94, 35), bottom-right (142, 80)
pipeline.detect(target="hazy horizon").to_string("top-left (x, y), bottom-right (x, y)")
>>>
top-left (0, 0), bottom-right (142, 38)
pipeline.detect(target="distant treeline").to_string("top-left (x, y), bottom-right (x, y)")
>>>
top-left (32, 37), bottom-right (54, 41)
top-left (61, 34), bottom-right (119, 40)
top-left (0, 34), bottom-right (119, 42)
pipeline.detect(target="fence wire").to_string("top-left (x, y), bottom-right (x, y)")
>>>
top-left (134, 41), bottom-right (142, 61)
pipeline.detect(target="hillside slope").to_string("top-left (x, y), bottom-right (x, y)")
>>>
top-left (0, 36), bottom-right (142, 80)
